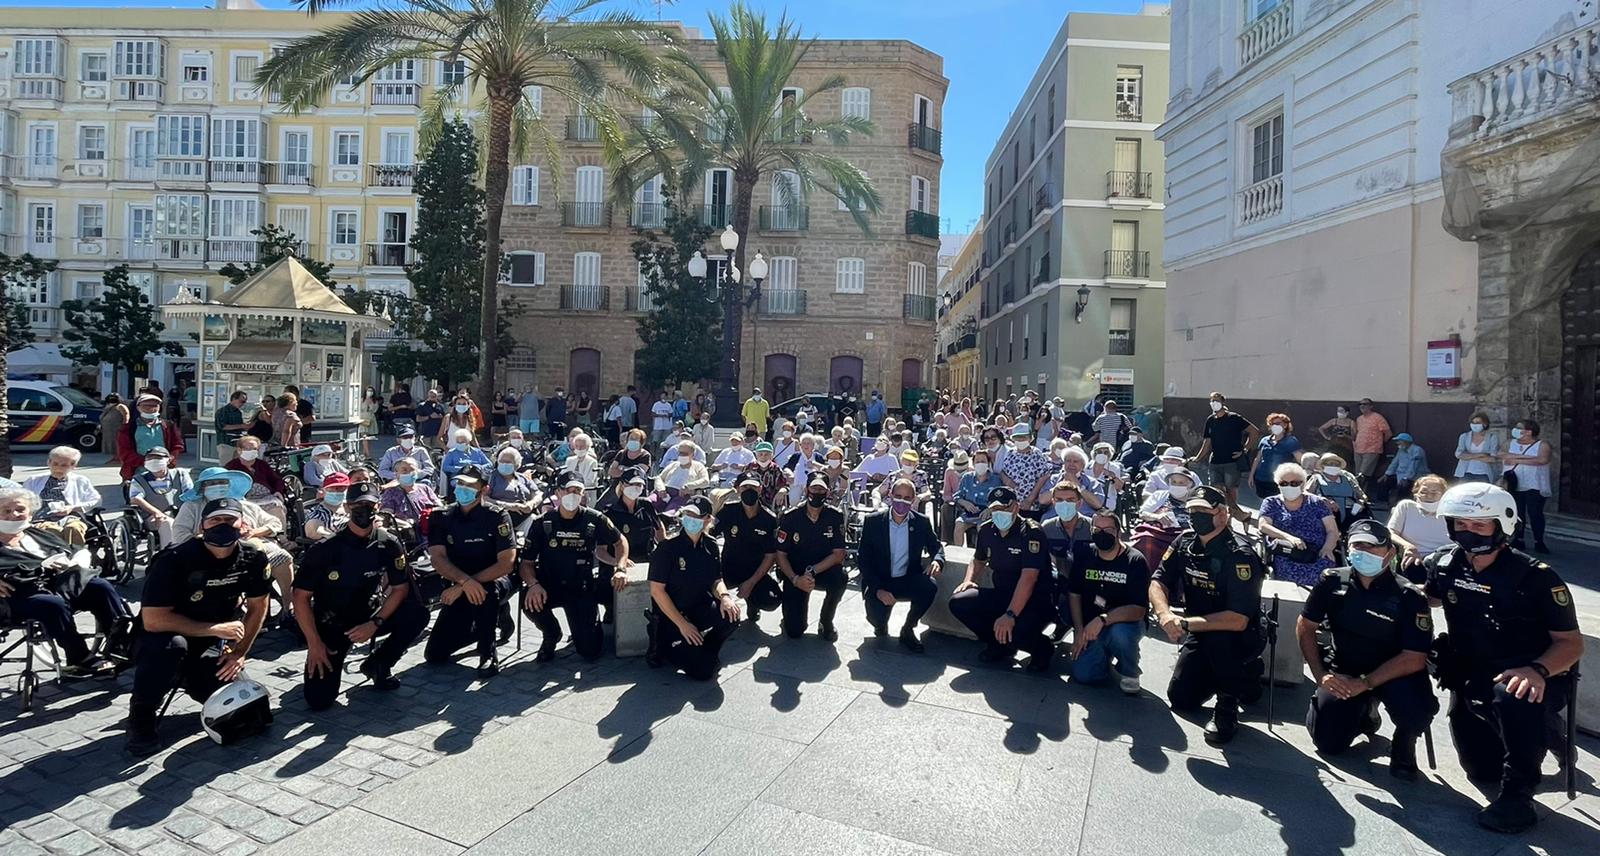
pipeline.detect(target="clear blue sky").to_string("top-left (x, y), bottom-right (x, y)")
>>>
top-left (7, 0), bottom-right (1154, 232)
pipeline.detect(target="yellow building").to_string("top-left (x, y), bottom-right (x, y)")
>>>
top-left (0, 5), bottom-right (455, 391)
top-left (936, 225), bottom-right (981, 400)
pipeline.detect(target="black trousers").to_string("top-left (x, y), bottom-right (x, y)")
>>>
top-left (131, 632), bottom-right (227, 709)
top-left (1306, 672), bottom-right (1437, 754)
top-left (723, 561), bottom-right (783, 614)
top-left (1511, 489), bottom-right (1547, 546)
top-left (780, 567), bottom-right (848, 638)
top-left (304, 598), bottom-right (429, 711)
top-left (863, 572), bottom-right (938, 632)
top-left (655, 599), bottom-right (736, 680)
top-left (526, 573), bottom-right (605, 659)
top-left (1449, 673), bottom-right (1571, 799)
top-left (7, 577), bottom-right (129, 665)
top-left (424, 577), bottom-right (514, 663)
top-left (948, 587), bottom-right (1052, 655)
top-left (1167, 631), bottom-right (1265, 711)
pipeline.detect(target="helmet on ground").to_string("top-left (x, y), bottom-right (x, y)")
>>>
top-left (201, 677), bottom-right (273, 745)
top-left (1437, 482), bottom-right (1518, 535)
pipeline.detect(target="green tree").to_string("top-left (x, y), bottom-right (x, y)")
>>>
top-left (617, 3), bottom-right (882, 417)
top-left (218, 223), bottom-right (337, 287)
top-left (631, 193), bottom-right (721, 390)
top-left (60, 265), bottom-right (187, 398)
top-left (0, 252), bottom-right (57, 476)
top-left (259, 0), bottom-right (669, 418)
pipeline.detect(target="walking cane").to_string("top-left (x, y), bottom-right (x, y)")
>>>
top-left (1265, 594), bottom-right (1280, 731)
top-left (1568, 666), bottom-right (1581, 801)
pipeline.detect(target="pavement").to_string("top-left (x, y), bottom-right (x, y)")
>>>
top-left (0, 445), bottom-right (1596, 856)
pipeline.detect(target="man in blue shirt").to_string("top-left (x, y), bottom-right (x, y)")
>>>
top-left (857, 477), bottom-right (944, 652)
top-left (671, 390), bottom-right (690, 423)
top-left (865, 391), bottom-right (887, 438)
top-left (1381, 433), bottom-right (1429, 505)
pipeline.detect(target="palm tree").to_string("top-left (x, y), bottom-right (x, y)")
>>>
top-left (258, 0), bottom-right (666, 415)
top-left (615, 2), bottom-right (882, 419)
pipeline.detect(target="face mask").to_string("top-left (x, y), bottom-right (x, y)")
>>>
top-left (623, 485), bottom-right (643, 500)
top-left (1449, 525), bottom-right (1503, 555)
top-left (317, 459), bottom-right (333, 472)
top-left (974, 463), bottom-right (990, 476)
top-left (1349, 549), bottom-right (1386, 577)
top-left (1094, 454), bottom-right (1109, 466)
top-left (454, 486), bottom-right (479, 505)
top-left (827, 460), bottom-right (842, 470)
top-left (1324, 466), bottom-right (1344, 478)
top-left (806, 494), bottom-right (827, 508)
top-left (1091, 529), bottom-right (1118, 552)
top-left (349, 506), bottom-right (377, 528)
top-left (991, 511), bottom-right (1014, 531)
top-left (1209, 401), bottom-right (1223, 413)
top-left (324, 492), bottom-right (346, 506)
top-left (235, 448), bottom-right (259, 463)
top-left (559, 493), bottom-right (582, 512)
top-left (0, 518), bottom-right (29, 535)
top-left (202, 524), bottom-right (242, 548)
top-left (752, 395), bottom-right (762, 401)
top-left (1191, 512), bottom-right (1220, 536)
top-left (141, 411), bottom-right (160, 421)
top-left (681, 516), bottom-right (705, 536)
top-left (498, 462), bottom-right (516, 476)
top-left (400, 439), bottom-right (415, 450)
top-left (627, 440), bottom-right (641, 452)
top-left (204, 484), bottom-right (231, 501)
top-left (454, 404), bottom-right (470, 414)
top-left (679, 455), bottom-right (693, 466)
top-left (889, 498), bottom-right (914, 516)
top-left (1169, 484), bottom-right (1193, 501)
top-left (398, 473), bottom-right (417, 487)
top-left (1470, 423), bottom-right (1485, 433)
top-left (781, 431), bottom-right (793, 439)
top-left (1417, 499), bottom-right (1439, 513)
top-left (1279, 485), bottom-right (1303, 501)
top-left (1270, 425), bottom-right (1285, 437)
top-left (1053, 501), bottom-right (1076, 520)
top-left (147, 460), bottom-right (168, 474)
top-left (1012, 441), bottom-right (1030, 452)
top-left (1510, 428), bottom-right (1524, 440)
top-left (1337, 410), bottom-right (1349, 418)
top-left (510, 439), bottom-right (524, 449)
top-left (900, 464), bottom-right (917, 475)
top-left (875, 443), bottom-right (889, 454)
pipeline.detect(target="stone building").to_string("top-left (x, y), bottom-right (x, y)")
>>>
top-left (936, 226), bottom-right (982, 400)
top-left (497, 29), bottom-right (948, 410)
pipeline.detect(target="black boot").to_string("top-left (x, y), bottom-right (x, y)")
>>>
top-left (125, 703), bottom-right (160, 757)
top-left (1478, 791), bottom-right (1538, 834)
top-left (360, 658), bottom-right (401, 692)
top-left (1388, 730), bottom-right (1420, 781)
top-left (898, 625), bottom-right (925, 654)
top-left (1361, 698), bottom-right (1382, 738)
top-left (476, 646), bottom-right (500, 678)
top-left (1204, 697), bottom-right (1240, 746)
top-left (645, 610), bottom-right (664, 668)
top-left (1023, 637), bottom-right (1055, 673)
top-left (497, 601), bottom-right (515, 645)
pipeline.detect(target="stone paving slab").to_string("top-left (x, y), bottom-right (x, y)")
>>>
top-left (699, 802), bottom-right (956, 856)
top-left (261, 806), bottom-right (462, 856)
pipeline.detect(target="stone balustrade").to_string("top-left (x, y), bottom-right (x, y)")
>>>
top-left (1237, 174), bottom-right (1284, 225)
top-left (1448, 22), bottom-right (1600, 143)
top-left (1240, 0), bottom-right (1294, 67)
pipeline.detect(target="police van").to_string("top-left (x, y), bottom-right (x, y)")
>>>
top-left (6, 380), bottom-right (103, 450)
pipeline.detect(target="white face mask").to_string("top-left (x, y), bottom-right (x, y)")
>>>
top-left (623, 485), bottom-right (643, 500)
top-left (316, 459), bottom-right (333, 471)
top-left (510, 439), bottom-right (524, 449)
top-left (0, 518), bottom-right (29, 535)
top-left (1324, 466), bottom-right (1344, 478)
top-left (240, 450), bottom-right (260, 463)
top-left (901, 464), bottom-right (916, 474)
top-left (1094, 454), bottom-right (1109, 466)
top-left (147, 460), bottom-right (169, 474)
top-left (679, 455), bottom-right (693, 466)
top-left (1279, 485), bottom-right (1304, 501)
top-left (1169, 484), bottom-right (1193, 501)
top-left (827, 459), bottom-right (842, 469)
top-left (1418, 499), bottom-right (1440, 513)
top-left (1270, 424), bottom-right (1285, 437)
top-left (559, 493), bottom-right (582, 512)
top-left (1209, 401), bottom-right (1224, 413)
top-left (400, 438), bottom-right (415, 449)
top-left (973, 463), bottom-right (990, 476)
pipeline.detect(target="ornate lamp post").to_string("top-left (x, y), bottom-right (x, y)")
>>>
top-left (688, 226), bottom-right (768, 424)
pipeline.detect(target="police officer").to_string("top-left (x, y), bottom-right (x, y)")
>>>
top-left (292, 482), bottom-right (429, 710)
top-left (774, 473), bottom-right (848, 640)
top-left (715, 473), bottom-right (783, 621)
top-left (1296, 519), bottom-right (1435, 779)
top-left (604, 469), bottom-right (663, 563)
top-left (521, 476), bottom-right (628, 662)
top-left (1067, 511), bottom-right (1150, 693)
top-left (424, 465), bottom-right (517, 678)
top-left (1148, 485), bottom-right (1265, 745)
top-left (949, 486), bottom-right (1056, 671)
top-left (1423, 483), bottom-right (1583, 833)
top-left (647, 497), bottom-right (742, 679)
top-left (127, 498), bottom-right (272, 756)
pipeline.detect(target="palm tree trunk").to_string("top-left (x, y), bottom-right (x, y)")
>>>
top-left (718, 169), bottom-right (758, 423)
top-left (475, 87), bottom-right (516, 431)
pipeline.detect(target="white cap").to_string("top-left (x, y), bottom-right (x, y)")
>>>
top-left (311, 444), bottom-right (333, 457)
top-left (1160, 446), bottom-right (1186, 462)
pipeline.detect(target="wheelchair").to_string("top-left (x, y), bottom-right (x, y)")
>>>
top-left (0, 617), bottom-right (61, 713)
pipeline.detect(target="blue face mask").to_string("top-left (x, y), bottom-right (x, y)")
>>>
top-left (454, 486), bottom-right (479, 505)
top-left (203, 484), bottom-right (231, 501)
top-left (1349, 550), bottom-right (1386, 577)
top-left (681, 516), bottom-right (705, 536)
top-left (1053, 501), bottom-right (1076, 521)
top-left (626, 440), bottom-right (641, 452)
top-left (991, 511), bottom-right (1014, 532)
top-left (398, 473), bottom-right (417, 487)
top-left (324, 492), bottom-right (346, 506)
top-left (497, 462), bottom-right (516, 476)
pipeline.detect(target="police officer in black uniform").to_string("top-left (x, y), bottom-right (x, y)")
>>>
top-left (647, 497), bottom-right (742, 679)
top-left (292, 482), bottom-right (429, 710)
top-left (521, 476), bottom-right (628, 662)
top-left (604, 469), bottom-right (663, 564)
top-left (949, 486), bottom-right (1056, 671)
top-left (424, 465), bottom-right (517, 677)
top-left (774, 473), bottom-right (849, 640)
top-left (1424, 483), bottom-right (1583, 833)
top-left (1149, 486), bottom-right (1265, 745)
top-left (127, 498), bottom-right (272, 755)
top-left (715, 473), bottom-right (783, 621)
top-left (1296, 520), bottom-right (1435, 779)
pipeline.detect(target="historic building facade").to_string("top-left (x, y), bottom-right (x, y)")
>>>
top-left (936, 225), bottom-right (982, 400)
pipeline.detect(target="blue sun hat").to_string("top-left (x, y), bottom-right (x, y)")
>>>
top-left (181, 466), bottom-right (253, 502)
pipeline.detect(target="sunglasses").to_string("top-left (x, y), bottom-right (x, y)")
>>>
top-left (1276, 480), bottom-right (1304, 487)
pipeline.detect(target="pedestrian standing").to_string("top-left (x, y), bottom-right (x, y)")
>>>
top-left (1500, 419), bottom-right (1552, 554)
top-left (1352, 398), bottom-right (1392, 494)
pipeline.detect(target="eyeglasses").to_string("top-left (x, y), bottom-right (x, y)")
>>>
top-left (1276, 480), bottom-right (1304, 487)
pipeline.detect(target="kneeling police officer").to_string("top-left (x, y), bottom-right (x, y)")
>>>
top-left (293, 482), bottom-right (429, 710)
top-left (949, 486), bottom-right (1056, 671)
top-left (647, 497), bottom-right (742, 679)
top-left (521, 477), bottom-right (628, 662)
top-left (1297, 520), bottom-right (1436, 779)
top-left (424, 465), bottom-right (518, 677)
top-left (1424, 483), bottom-right (1583, 834)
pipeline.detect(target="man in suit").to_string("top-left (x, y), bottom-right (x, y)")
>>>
top-left (859, 477), bottom-right (945, 652)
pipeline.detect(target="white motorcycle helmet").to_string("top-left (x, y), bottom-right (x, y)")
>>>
top-left (1437, 482), bottom-right (1519, 534)
top-left (201, 677), bottom-right (273, 745)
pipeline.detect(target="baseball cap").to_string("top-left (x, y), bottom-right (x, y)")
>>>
top-left (311, 444), bottom-right (333, 457)
top-left (754, 442), bottom-right (774, 454)
top-left (986, 485), bottom-right (1018, 507)
top-left (144, 445), bottom-right (172, 459)
top-left (136, 393), bottom-right (162, 406)
top-left (1183, 485), bottom-right (1229, 512)
top-left (1161, 447), bottom-right (1187, 462)
top-left (346, 482), bottom-right (381, 505)
top-left (1394, 433), bottom-right (1414, 443)
top-left (321, 473), bottom-right (351, 491)
top-left (681, 496), bottom-right (714, 517)
top-left (805, 472), bottom-right (830, 490)
top-left (1010, 423), bottom-right (1032, 438)
top-left (561, 475), bottom-right (586, 490)
top-left (622, 469), bottom-right (648, 486)
top-left (737, 473), bottom-right (763, 489)
top-left (1347, 519), bottom-right (1392, 548)
top-left (398, 425), bottom-right (417, 438)
top-left (202, 497), bottom-right (244, 520)
top-left (454, 464), bottom-right (488, 487)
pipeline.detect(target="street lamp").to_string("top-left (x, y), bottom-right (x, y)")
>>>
top-left (1074, 285), bottom-right (1091, 323)
top-left (687, 228), bottom-right (770, 425)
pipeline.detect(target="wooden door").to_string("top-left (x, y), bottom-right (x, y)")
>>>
top-left (1562, 248), bottom-right (1600, 516)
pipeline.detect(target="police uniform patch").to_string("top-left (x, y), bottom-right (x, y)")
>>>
top-left (1028, 540), bottom-right (1040, 554)
top-left (1446, 590), bottom-right (1458, 604)
top-left (498, 523), bottom-right (511, 537)
top-left (396, 555), bottom-right (407, 569)
top-left (731, 525), bottom-right (739, 537)
top-left (1235, 563), bottom-right (1252, 581)
top-left (190, 590), bottom-right (204, 602)
top-left (1552, 586), bottom-right (1571, 607)
top-left (549, 539), bottom-right (558, 548)
top-left (328, 571), bottom-right (340, 581)
top-left (679, 557), bottom-right (687, 570)
top-left (622, 524), bottom-right (631, 534)
top-left (776, 529), bottom-right (788, 542)
top-left (1416, 614), bottom-right (1431, 631)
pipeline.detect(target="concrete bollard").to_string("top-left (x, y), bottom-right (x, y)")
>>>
top-left (613, 561), bottom-right (653, 657)
top-left (1261, 579), bottom-right (1309, 686)
top-left (924, 545), bottom-right (979, 640)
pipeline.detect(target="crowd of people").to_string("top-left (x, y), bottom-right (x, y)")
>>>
top-left (0, 381), bottom-right (1582, 837)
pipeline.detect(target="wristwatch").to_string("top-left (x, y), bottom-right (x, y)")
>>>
top-left (1530, 662), bottom-right (1551, 679)
top-left (371, 615), bottom-right (386, 629)
top-left (1179, 618), bottom-right (1191, 633)
top-left (1359, 674), bottom-right (1373, 690)
top-left (1003, 609), bottom-right (1018, 619)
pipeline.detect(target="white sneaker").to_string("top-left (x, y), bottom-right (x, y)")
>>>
top-left (1119, 675), bottom-right (1141, 694)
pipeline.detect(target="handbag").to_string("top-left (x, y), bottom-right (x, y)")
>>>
top-left (1500, 466), bottom-right (1519, 492)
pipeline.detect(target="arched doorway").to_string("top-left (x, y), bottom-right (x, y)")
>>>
top-left (829, 356), bottom-right (863, 397)
top-left (1562, 249), bottom-right (1600, 516)
top-left (901, 358), bottom-right (924, 393)
top-left (764, 353), bottom-right (797, 403)
top-left (569, 348), bottom-right (600, 408)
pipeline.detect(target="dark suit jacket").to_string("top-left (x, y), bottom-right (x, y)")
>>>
top-left (857, 508), bottom-right (944, 592)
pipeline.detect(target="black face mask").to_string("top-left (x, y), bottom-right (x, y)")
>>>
top-left (806, 494), bottom-right (827, 508)
top-left (1449, 525), bottom-right (1504, 555)
top-left (1091, 529), bottom-right (1119, 552)
top-left (349, 506), bottom-right (378, 528)
top-left (1190, 512), bottom-right (1220, 536)
top-left (740, 490), bottom-right (760, 506)
top-left (202, 524), bottom-right (242, 548)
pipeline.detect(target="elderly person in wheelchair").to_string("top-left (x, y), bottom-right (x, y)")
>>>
top-left (0, 487), bottom-right (133, 677)
top-left (655, 439), bottom-right (712, 514)
top-left (127, 445), bottom-right (193, 549)
top-left (173, 467), bottom-right (296, 619)
top-left (22, 446), bottom-right (103, 546)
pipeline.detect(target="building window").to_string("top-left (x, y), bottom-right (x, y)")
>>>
top-left (1115, 67), bottom-right (1142, 121)
top-left (154, 194), bottom-right (204, 237)
top-left (1251, 0), bottom-right (1284, 20)
top-left (511, 165), bottom-right (540, 206)
top-left (835, 257), bottom-right (865, 294)
top-left (181, 54), bottom-right (209, 83)
top-left (14, 39), bottom-right (59, 76)
top-left (77, 204), bottom-right (105, 239)
top-left (1047, 85), bottom-right (1056, 130)
top-left (907, 261), bottom-right (927, 296)
top-left (1041, 305), bottom-right (1049, 356)
top-left (507, 252), bottom-right (544, 286)
top-left (114, 40), bottom-right (162, 77)
top-left (573, 252), bottom-right (601, 286)
top-left (1007, 320), bottom-right (1014, 363)
top-left (522, 85), bottom-right (542, 115)
top-left (232, 54), bottom-right (259, 86)
top-left (334, 131), bottom-right (361, 166)
top-left (375, 60), bottom-right (417, 83)
top-left (211, 117), bottom-right (260, 160)
top-left (156, 115), bottom-right (206, 157)
top-left (440, 57), bottom-right (467, 87)
top-left (80, 52), bottom-right (108, 83)
top-left (841, 86), bottom-right (871, 121)
top-left (331, 210), bottom-right (359, 246)
top-left (1109, 298), bottom-right (1136, 355)
top-left (1023, 314), bottom-right (1030, 359)
top-left (78, 126), bottom-right (106, 160)
top-left (1250, 112), bottom-right (1285, 184)
top-left (209, 197), bottom-right (260, 238)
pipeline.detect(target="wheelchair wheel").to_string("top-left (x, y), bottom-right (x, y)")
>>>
top-left (18, 670), bottom-right (36, 713)
top-left (106, 516), bottom-right (137, 583)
